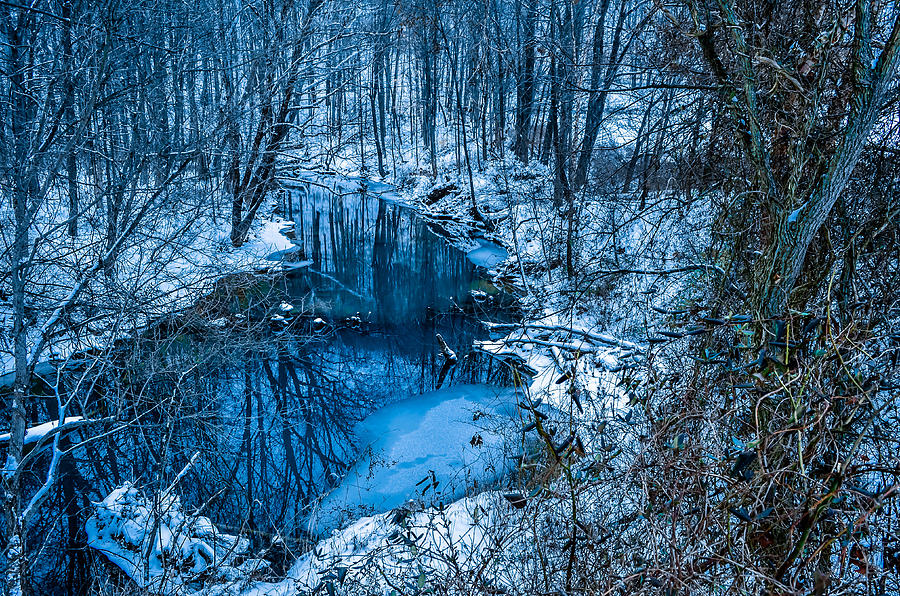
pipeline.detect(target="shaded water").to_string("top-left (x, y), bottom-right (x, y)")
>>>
top-left (281, 181), bottom-right (505, 322)
top-left (94, 181), bottom-right (517, 546)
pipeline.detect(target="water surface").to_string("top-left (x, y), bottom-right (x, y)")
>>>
top-left (123, 181), bottom-right (520, 543)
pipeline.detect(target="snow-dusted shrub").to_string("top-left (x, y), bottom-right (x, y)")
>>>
top-left (86, 482), bottom-right (268, 594)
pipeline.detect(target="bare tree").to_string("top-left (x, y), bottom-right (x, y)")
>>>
top-left (688, 0), bottom-right (900, 316)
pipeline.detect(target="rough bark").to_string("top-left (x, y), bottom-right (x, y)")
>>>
top-left (752, 9), bottom-right (900, 316)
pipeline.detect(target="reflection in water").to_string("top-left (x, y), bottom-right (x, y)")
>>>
top-left (284, 183), bottom-right (498, 324)
top-left (93, 184), bottom-right (515, 550)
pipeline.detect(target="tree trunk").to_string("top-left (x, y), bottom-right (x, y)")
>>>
top-left (422, 4), bottom-right (438, 178)
top-left (4, 17), bottom-right (34, 594)
top-left (753, 12), bottom-right (900, 317)
top-left (62, 0), bottom-right (79, 238)
top-left (572, 0), bottom-right (628, 190)
top-left (512, 0), bottom-right (536, 162)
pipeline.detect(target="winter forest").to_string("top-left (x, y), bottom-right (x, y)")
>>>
top-left (1, 0), bottom-right (899, 593)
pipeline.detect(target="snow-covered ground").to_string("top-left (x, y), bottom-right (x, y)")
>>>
top-left (86, 482), bottom-right (271, 594)
top-left (0, 199), bottom-right (296, 385)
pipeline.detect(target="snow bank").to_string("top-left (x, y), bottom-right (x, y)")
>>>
top-left (86, 482), bottom-right (268, 594)
top-left (256, 491), bottom-right (526, 595)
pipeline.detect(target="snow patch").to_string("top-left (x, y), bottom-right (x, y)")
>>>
top-left (308, 385), bottom-right (520, 535)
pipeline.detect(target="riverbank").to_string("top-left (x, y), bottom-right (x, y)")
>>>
top-left (194, 160), bottom-right (666, 595)
top-left (0, 198), bottom-right (299, 388)
top-left (78, 173), bottom-right (532, 594)
top-left (78, 159), bottom-right (699, 595)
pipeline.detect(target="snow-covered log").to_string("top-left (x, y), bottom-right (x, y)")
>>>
top-left (0, 417), bottom-right (85, 446)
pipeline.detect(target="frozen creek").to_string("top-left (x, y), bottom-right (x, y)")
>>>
top-left (275, 179), bottom-right (521, 534)
top-left (309, 383), bottom-right (518, 534)
top-left (88, 177), bottom-right (521, 559)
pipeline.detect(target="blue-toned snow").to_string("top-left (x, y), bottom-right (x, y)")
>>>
top-left (467, 240), bottom-right (508, 268)
top-left (309, 384), bottom-right (520, 534)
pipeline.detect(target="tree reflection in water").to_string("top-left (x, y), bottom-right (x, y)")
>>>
top-left (83, 183), bottom-right (514, 551)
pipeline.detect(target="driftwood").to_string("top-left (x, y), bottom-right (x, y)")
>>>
top-left (483, 322), bottom-right (645, 354)
top-left (425, 183), bottom-right (458, 205)
top-left (435, 333), bottom-right (458, 388)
